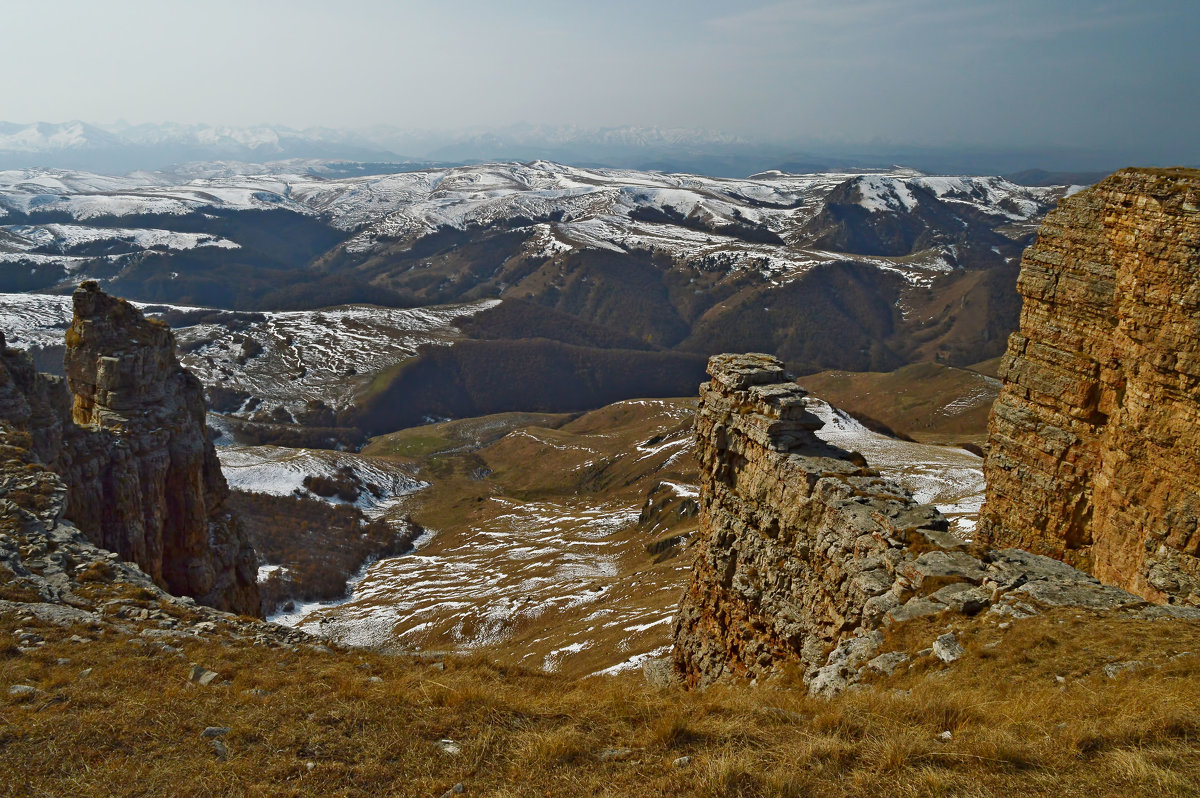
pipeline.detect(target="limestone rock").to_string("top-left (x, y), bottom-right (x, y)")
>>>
top-left (670, 352), bottom-right (1185, 689)
top-left (979, 168), bottom-right (1200, 605)
top-left (932, 633), bottom-right (965, 663)
top-left (672, 353), bottom-right (971, 687)
top-left (0, 283), bottom-right (259, 615)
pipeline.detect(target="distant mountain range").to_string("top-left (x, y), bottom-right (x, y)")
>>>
top-left (0, 159), bottom-right (1069, 433)
top-left (0, 120), bottom-right (1148, 178)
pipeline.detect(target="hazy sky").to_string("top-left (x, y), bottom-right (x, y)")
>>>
top-left (5, 0), bottom-right (1198, 159)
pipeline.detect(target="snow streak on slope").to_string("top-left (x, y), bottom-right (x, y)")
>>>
top-left (0, 292), bottom-right (75, 350)
top-left (281, 399), bottom-right (700, 673)
top-left (218, 445), bottom-right (426, 517)
top-left (280, 394), bottom-right (986, 671)
top-left (806, 398), bottom-right (985, 536)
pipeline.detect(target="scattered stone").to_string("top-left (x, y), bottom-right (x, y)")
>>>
top-left (188, 664), bottom-right (220, 686)
top-left (436, 739), bottom-right (461, 756)
top-left (211, 739), bottom-right (229, 761)
top-left (938, 730), bottom-right (952, 742)
top-left (439, 783), bottom-right (465, 798)
top-left (932, 633), bottom-right (965, 663)
top-left (201, 727), bottom-right (230, 738)
top-left (672, 755), bottom-right (692, 768)
top-left (807, 664), bottom-right (849, 698)
top-left (368, 676), bottom-right (383, 684)
top-left (1103, 661), bottom-right (1142, 679)
top-left (867, 651), bottom-right (910, 675)
top-left (916, 647), bottom-right (932, 658)
top-left (598, 747), bottom-right (637, 762)
top-left (7, 685), bottom-right (41, 697)
top-left (55, 658), bottom-right (71, 666)
top-left (77, 668), bottom-right (93, 680)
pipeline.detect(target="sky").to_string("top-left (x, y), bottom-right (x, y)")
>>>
top-left (3, 0), bottom-right (1198, 161)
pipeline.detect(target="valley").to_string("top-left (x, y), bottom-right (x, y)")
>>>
top-left (252, 390), bottom-right (985, 676)
top-left (0, 159), bottom-right (1028, 675)
top-left (3, 3), bottom-right (1196, 793)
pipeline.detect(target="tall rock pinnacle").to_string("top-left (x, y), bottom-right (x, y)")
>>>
top-left (0, 282), bottom-right (260, 615)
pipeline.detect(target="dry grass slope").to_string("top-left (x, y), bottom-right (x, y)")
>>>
top-left (3, 599), bottom-right (1200, 797)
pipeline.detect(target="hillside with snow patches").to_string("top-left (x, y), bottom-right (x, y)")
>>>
top-left (276, 394), bottom-right (984, 675)
top-left (0, 291), bottom-right (497, 417)
top-left (0, 161), bottom-right (1065, 289)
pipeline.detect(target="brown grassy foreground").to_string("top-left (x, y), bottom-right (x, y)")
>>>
top-left (3, 604), bottom-right (1200, 797)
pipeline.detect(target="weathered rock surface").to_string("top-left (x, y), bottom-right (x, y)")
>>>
top-left (979, 168), bottom-right (1200, 605)
top-left (671, 353), bottom-right (1200, 694)
top-left (0, 282), bottom-right (259, 615)
top-left (0, 425), bottom-right (307, 649)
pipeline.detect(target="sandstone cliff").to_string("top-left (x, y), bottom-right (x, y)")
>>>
top-left (0, 283), bottom-right (259, 615)
top-left (979, 168), bottom-right (1200, 605)
top-left (672, 353), bottom-right (1193, 692)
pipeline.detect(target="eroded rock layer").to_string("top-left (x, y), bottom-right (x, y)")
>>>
top-left (671, 353), bottom-right (1192, 692)
top-left (979, 168), bottom-right (1200, 604)
top-left (671, 355), bottom-right (964, 686)
top-left (0, 283), bottom-right (259, 615)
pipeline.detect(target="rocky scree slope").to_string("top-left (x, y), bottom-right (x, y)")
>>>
top-left (979, 168), bottom-right (1200, 605)
top-left (0, 282), bottom-right (258, 614)
top-left (671, 354), bottom-right (1200, 694)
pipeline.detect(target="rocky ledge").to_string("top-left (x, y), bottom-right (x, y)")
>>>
top-left (0, 283), bottom-right (258, 615)
top-left (671, 353), bottom-right (1200, 694)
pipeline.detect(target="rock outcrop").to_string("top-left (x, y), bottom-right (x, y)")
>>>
top-left (672, 353), bottom-right (1197, 692)
top-left (0, 420), bottom-right (305, 647)
top-left (0, 283), bottom-right (259, 615)
top-left (978, 168), bottom-right (1200, 605)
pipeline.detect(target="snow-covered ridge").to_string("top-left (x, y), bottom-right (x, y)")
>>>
top-left (217, 445), bottom-right (426, 518)
top-left (853, 173), bottom-right (1059, 221)
top-left (0, 160), bottom-right (1066, 289)
top-left (0, 223), bottom-right (238, 254)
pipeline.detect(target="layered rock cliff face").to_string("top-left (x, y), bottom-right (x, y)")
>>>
top-left (0, 283), bottom-right (259, 615)
top-left (672, 353), bottom-right (1193, 691)
top-left (979, 168), bottom-right (1200, 605)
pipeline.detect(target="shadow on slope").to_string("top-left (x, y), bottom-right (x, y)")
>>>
top-left (349, 339), bottom-right (708, 437)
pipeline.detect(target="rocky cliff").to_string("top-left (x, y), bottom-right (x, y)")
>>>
top-left (979, 168), bottom-right (1200, 605)
top-left (0, 282), bottom-right (259, 615)
top-left (672, 353), bottom-right (1196, 692)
